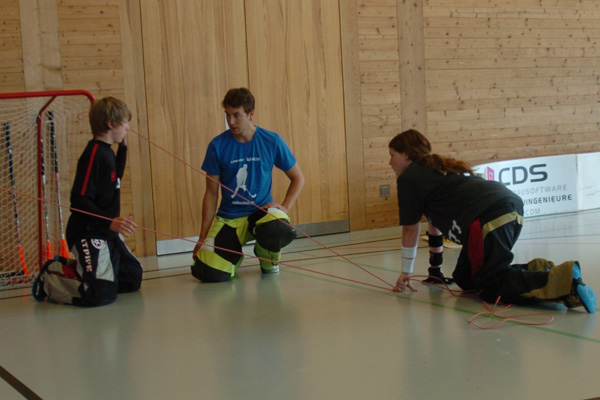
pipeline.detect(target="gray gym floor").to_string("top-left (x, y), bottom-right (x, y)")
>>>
top-left (1, 210), bottom-right (599, 399)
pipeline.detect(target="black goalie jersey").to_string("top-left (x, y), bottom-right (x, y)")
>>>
top-left (66, 140), bottom-right (127, 244)
top-left (396, 162), bottom-right (522, 244)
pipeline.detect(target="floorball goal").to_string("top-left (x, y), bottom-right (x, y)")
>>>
top-left (0, 90), bottom-right (95, 290)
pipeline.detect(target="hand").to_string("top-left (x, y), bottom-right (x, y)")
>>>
top-left (393, 272), bottom-right (416, 292)
top-left (110, 215), bottom-right (137, 237)
top-left (192, 240), bottom-right (203, 261)
top-left (263, 202), bottom-right (289, 214)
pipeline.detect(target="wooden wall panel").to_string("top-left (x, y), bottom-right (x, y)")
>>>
top-left (5, 0), bottom-right (600, 255)
top-left (0, 0), bottom-right (25, 92)
top-left (57, 3), bottom-right (123, 94)
top-left (356, 0), bottom-right (400, 228)
top-left (20, 0), bottom-right (62, 91)
top-left (0, 0), bottom-right (154, 256)
top-left (245, 0), bottom-right (348, 225)
top-left (346, 0), bottom-right (600, 231)
top-left (424, 0), bottom-right (600, 166)
top-left (118, 0), bottom-right (155, 256)
top-left (54, 0), bottom-right (153, 255)
top-left (341, 0), bottom-right (367, 231)
top-left (397, 0), bottom-right (426, 131)
top-left (141, 0), bottom-right (248, 241)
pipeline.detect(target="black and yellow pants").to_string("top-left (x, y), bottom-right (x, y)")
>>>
top-left (452, 200), bottom-right (580, 306)
top-left (191, 208), bottom-right (296, 282)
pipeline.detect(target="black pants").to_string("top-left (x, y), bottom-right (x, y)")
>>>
top-left (452, 201), bottom-right (575, 305)
top-left (69, 234), bottom-right (143, 306)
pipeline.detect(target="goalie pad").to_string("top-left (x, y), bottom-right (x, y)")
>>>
top-left (40, 257), bottom-right (83, 305)
top-left (248, 208), bottom-right (297, 252)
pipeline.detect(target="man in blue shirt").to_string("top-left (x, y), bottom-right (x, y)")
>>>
top-left (191, 88), bottom-right (305, 282)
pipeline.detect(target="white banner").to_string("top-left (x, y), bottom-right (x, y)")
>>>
top-left (576, 153), bottom-right (600, 211)
top-left (474, 155), bottom-right (578, 217)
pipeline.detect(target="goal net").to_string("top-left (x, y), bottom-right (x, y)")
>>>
top-left (0, 90), bottom-right (94, 290)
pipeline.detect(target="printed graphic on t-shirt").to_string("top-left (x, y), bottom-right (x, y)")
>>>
top-left (231, 163), bottom-right (257, 200)
top-left (448, 220), bottom-right (463, 244)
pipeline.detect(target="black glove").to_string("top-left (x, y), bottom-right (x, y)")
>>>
top-left (423, 266), bottom-right (454, 285)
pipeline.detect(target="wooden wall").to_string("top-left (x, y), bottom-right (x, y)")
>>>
top-left (142, 0), bottom-right (348, 244)
top-left (1, 0), bottom-right (600, 256)
top-left (0, 0), bottom-right (154, 256)
top-left (140, 0), bottom-right (249, 243)
top-left (353, 0), bottom-right (404, 229)
top-left (353, 0), bottom-right (600, 229)
top-left (2, 0), bottom-right (24, 92)
top-left (425, 0), bottom-right (600, 165)
top-left (245, 1), bottom-right (348, 225)
top-left (56, 0), bottom-right (154, 255)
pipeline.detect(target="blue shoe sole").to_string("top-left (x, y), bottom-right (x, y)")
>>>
top-left (572, 262), bottom-right (596, 313)
top-left (573, 262), bottom-right (583, 281)
top-left (577, 284), bottom-right (597, 313)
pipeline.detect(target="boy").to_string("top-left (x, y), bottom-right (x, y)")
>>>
top-left (191, 88), bottom-right (305, 282)
top-left (32, 97), bottom-right (143, 306)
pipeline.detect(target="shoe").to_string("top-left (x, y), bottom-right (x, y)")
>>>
top-left (572, 262), bottom-right (596, 313)
top-left (31, 273), bottom-right (47, 302)
top-left (261, 264), bottom-right (280, 275)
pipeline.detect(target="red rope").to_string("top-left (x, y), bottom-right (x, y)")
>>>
top-left (468, 297), bottom-right (554, 330)
top-left (410, 275), bottom-right (555, 329)
top-left (0, 185), bottom-right (392, 292)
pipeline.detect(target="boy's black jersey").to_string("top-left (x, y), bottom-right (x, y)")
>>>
top-left (66, 140), bottom-right (127, 244)
top-left (396, 162), bottom-right (522, 244)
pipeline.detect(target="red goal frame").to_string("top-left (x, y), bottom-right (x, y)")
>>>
top-left (0, 89), bottom-right (95, 281)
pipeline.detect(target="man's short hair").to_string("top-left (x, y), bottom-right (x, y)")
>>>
top-left (89, 97), bottom-right (132, 136)
top-left (222, 88), bottom-right (255, 114)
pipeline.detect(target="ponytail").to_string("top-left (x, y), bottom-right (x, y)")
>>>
top-left (389, 129), bottom-right (474, 175)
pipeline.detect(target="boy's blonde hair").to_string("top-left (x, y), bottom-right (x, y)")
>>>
top-left (89, 96), bottom-right (132, 136)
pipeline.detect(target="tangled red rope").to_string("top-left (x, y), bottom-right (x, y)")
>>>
top-left (468, 298), bottom-right (555, 329)
top-left (408, 275), bottom-right (555, 329)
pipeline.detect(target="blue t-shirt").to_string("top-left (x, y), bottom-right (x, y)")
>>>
top-left (201, 126), bottom-right (297, 218)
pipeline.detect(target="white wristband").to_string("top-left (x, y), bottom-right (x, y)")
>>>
top-left (401, 245), bottom-right (418, 274)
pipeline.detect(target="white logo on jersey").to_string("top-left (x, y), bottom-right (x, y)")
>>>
top-left (447, 220), bottom-right (463, 244)
top-left (231, 163), bottom-right (257, 199)
top-left (81, 239), bottom-right (93, 272)
top-left (91, 239), bottom-right (104, 250)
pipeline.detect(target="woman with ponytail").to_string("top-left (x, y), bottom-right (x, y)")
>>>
top-left (389, 129), bottom-right (596, 313)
